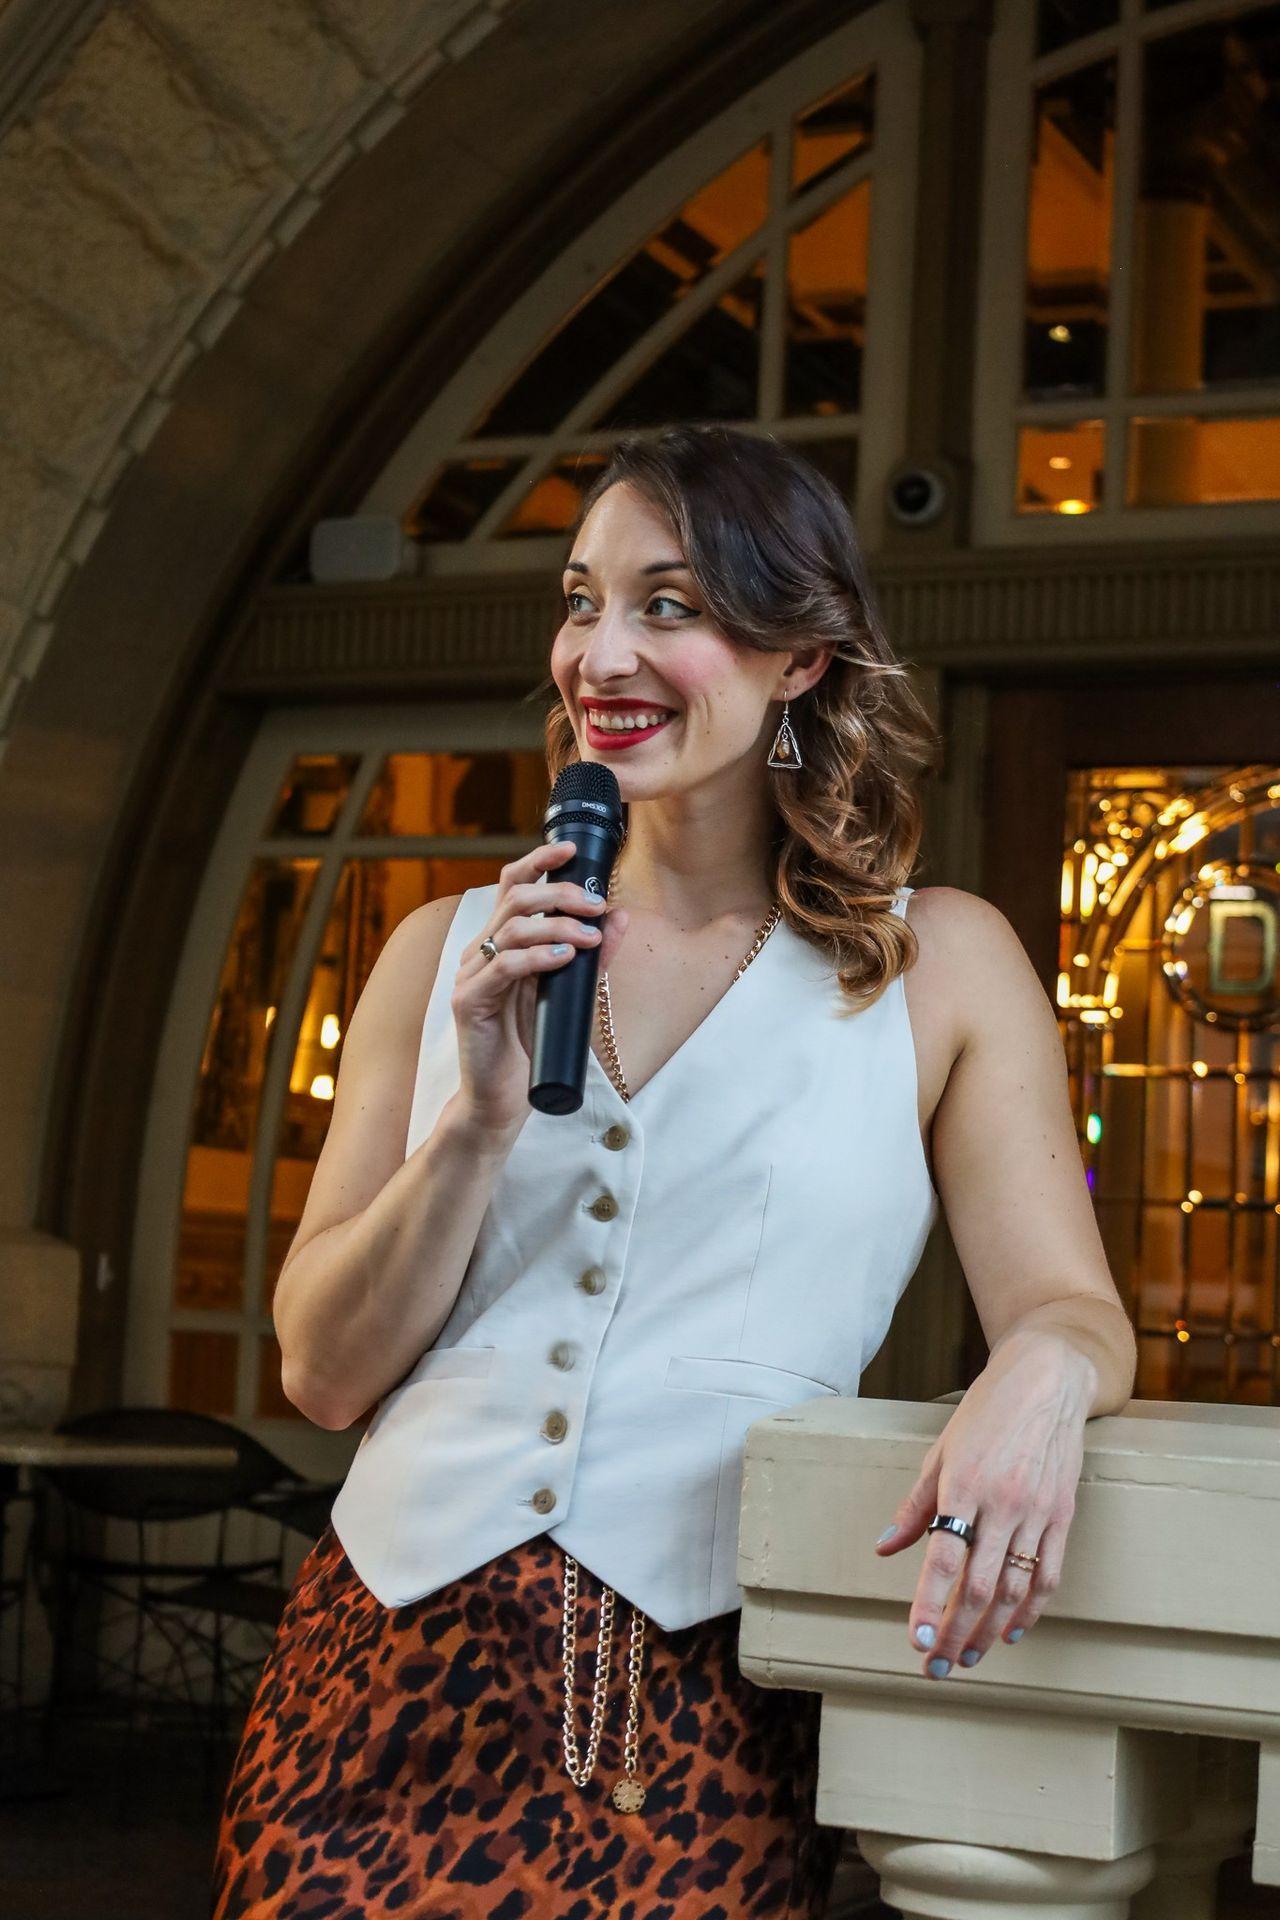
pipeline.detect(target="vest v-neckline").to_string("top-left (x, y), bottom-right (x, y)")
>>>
top-left (586, 910), bottom-right (791, 1110)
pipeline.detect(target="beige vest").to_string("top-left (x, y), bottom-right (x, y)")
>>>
top-left (330, 883), bottom-right (938, 1629)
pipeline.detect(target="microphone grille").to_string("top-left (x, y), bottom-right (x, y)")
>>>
top-left (550, 759), bottom-right (621, 809)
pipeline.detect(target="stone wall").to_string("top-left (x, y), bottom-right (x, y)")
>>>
top-left (0, 0), bottom-right (523, 760)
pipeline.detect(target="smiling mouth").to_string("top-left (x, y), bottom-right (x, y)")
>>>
top-left (583, 708), bottom-right (677, 735)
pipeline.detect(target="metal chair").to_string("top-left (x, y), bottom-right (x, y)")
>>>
top-left (27, 1406), bottom-right (340, 1805)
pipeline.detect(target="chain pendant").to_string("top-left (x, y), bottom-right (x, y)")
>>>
top-left (561, 862), bottom-right (780, 1813)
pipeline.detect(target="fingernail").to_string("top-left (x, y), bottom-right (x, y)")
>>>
top-left (959, 1648), bottom-right (982, 1667)
top-left (551, 944), bottom-right (570, 954)
top-left (876, 1525), bottom-right (898, 1545)
top-left (926, 1657), bottom-right (951, 1679)
top-left (1007, 1627), bottom-right (1025, 1643)
top-left (914, 1623), bottom-right (936, 1649)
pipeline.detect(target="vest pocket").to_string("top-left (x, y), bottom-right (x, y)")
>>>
top-left (409, 1343), bottom-right (497, 1383)
top-left (663, 1353), bottom-right (839, 1402)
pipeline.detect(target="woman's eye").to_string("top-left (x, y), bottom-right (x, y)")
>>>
top-left (563, 590), bottom-right (693, 618)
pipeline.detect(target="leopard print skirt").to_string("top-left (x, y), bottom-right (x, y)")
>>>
top-left (211, 1520), bottom-right (845, 1918)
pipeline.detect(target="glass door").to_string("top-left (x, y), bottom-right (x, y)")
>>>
top-left (980, 669), bottom-right (1280, 1402)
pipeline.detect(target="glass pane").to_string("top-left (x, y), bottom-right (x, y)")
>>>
top-left (498, 451), bottom-right (610, 539)
top-left (265, 755), bottom-right (361, 837)
top-left (467, 141), bottom-right (770, 440)
top-left (358, 751), bottom-right (549, 836)
top-left (262, 850), bottom-right (515, 1313)
top-left (175, 858), bottom-right (321, 1316)
top-left (1036, 0), bottom-right (1118, 58)
top-left (782, 436), bottom-right (859, 504)
top-left (169, 1331), bottom-right (237, 1417)
top-left (1023, 60), bottom-right (1115, 399)
top-left (1015, 419), bottom-right (1104, 513)
top-left (590, 257), bottom-right (765, 430)
top-left (1126, 415), bottom-right (1280, 506)
top-left (784, 181), bottom-right (869, 418)
top-left (406, 457), bottom-right (526, 541)
top-left (1060, 764), bottom-right (1280, 1405)
top-left (791, 69), bottom-right (875, 196)
top-left (1133, 8), bottom-right (1280, 395)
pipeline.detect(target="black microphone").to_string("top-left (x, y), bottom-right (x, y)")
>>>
top-left (528, 761), bottom-right (626, 1114)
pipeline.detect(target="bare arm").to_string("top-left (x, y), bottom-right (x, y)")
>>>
top-left (918, 886), bottom-right (1138, 1416)
top-left (272, 842), bottom-right (627, 1430)
top-left (273, 897), bottom-right (523, 1430)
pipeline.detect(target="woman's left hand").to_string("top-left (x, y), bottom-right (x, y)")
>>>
top-left (873, 1328), bottom-right (1095, 1678)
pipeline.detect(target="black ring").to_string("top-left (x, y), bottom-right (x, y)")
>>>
top-left (927, 1513), bottom-right (975, 1548)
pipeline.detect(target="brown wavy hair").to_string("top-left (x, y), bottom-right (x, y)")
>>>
top-left (530, 423), bottom-right (942, 1011)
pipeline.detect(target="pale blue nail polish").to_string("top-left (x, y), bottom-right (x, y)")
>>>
top-left (876, 1525), bottom-right (898, 1545)
top-left (927, 1656), bottom-right (951, 1679)
top-left (914, 1623), bottom-right (936, 1649)
top-left (960, 1648), bottom-right (982, 1667)
top-left (1007, 1627), bottom-right (1025, 1642)
top-left (551, 944), bottom-right (570, 954)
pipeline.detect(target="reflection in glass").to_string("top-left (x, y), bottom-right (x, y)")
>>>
top-left (175, 859), bottom-right (321, 1317)
top-left (170, 1330), bottom-right (238, 1418)
top-left (1023, 60), bottom-right (1115, 398)
top-left (791, 69), bottom-right (875, 196)
top-left (499, 452), bottom-right (610, 538)
top-left (359, 751), bottom-right (548, 837)
top-left (1058, 765), bottom-right (1280, 1404)
top-left (590, 258), bottom-right (766, 430)
top-left (265, 756), bottom-right (361, 837)
top-left (1016, 419), bottom-right (1104, 513)
top-left (1126, 415), bottom-right (1280, 507)
top-left (467, 142), bottom-right (770, 441)
top-left (406, 457), bottom-right (525, 541)
top-left (1133, 10), bottom-right (1280, 397)
top-left (1036, 0), bottom-right (1118, 58)
top-left (784, 182), bottom-right (869, 418)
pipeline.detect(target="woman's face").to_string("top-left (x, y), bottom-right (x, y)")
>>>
top-left (550, 481), bottom-right (785, 800)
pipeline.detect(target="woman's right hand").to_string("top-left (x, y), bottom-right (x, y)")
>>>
top-left (450, 840), bottom-right (629, 1138)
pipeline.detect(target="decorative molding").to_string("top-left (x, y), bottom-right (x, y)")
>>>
top-left (225, 540), bottom-right (1280, 696)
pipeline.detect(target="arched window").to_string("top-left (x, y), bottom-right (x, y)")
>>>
top-left (359, 4), bottom-right (920, 569)
top-left (127, 706), bottom-right (547, 1468)
top-left (975, 0), bottom-right (1280, 541)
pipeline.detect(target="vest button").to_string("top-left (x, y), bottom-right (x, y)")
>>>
top-left (549, 1342), bottom-right (575, 1369)
top-left (589, 1192), bottom-right (619, 1220)
top-left (577, 1267), bottom-right (606, 1295)
top-left (531, 1487), bottom-right (556, 1514)
top-left (541, 1409), bottom-right (568, 1442)
top-left (602, 1123), bottom-right (630, 1150)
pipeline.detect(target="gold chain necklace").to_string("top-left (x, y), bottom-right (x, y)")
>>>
top-left (559, 869), bottom-right (782, 1815)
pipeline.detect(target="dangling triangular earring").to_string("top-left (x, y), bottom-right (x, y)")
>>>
top-left (767, 694), bottom-right (802, 770)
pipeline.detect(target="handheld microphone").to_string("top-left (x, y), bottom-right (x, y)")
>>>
top-left (528, 761), bottom-right (626, 1114)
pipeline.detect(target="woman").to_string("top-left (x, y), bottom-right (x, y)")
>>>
top-left (212, 424), bottom-right (1136, 1918)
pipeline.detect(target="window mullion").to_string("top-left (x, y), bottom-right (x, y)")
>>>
top-left (1105, 1), bottom-right (1143, 518)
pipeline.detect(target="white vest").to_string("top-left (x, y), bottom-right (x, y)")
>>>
top-left (329, 880), bottom-right (938, 1630)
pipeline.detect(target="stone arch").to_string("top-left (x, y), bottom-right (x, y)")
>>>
top-left (0, 0), bottom-right (864, 1409)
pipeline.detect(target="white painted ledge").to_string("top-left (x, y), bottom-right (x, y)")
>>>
top-left (737, 1393), bottom-right (1280, 1919)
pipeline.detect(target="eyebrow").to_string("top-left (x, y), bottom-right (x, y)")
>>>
top-left (563, 559), bottom-right (691, 577)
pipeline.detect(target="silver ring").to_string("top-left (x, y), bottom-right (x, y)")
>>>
top-left (479, 935), bottom-right (499, 962)
top-left (927, 1513), bottom-right (975, 1549)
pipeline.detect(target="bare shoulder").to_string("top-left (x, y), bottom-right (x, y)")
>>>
top-left (899, 886), bottom-right (1041, 1131)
